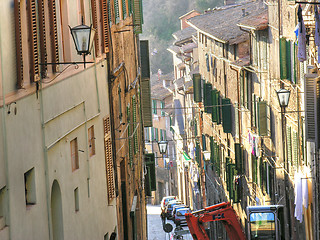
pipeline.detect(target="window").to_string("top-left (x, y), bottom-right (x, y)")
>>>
top-left (74, 187), bottom-right (79, 212)
top-left (160, 101), bottom-right (165, 116)
top-left (152, 100), bottom-right (157, 114)
top-left (24, 168), bottom-right (36, 205)
top-left (88, 126), bottom-right (96, 157)
top-left (70, 138), bottom-right (79, 171)
top-left (145, 127), bottom-right (150, 142)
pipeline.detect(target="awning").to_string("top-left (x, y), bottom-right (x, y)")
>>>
top-left (183, 151), bottom-right (191, 161)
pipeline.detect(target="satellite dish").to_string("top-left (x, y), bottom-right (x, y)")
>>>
top-left (163, 223), bottom-right (173, 233)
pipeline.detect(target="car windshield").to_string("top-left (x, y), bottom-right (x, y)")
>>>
top-left (177, 209), bottom-right (190, 215)
top-left (250, 212), bottom-right (276, 240)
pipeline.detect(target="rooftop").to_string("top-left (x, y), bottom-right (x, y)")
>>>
top-left (187, 0), bottom-right (267, 44)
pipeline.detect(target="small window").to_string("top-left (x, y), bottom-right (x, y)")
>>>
top-left (74, 187), bottom-right (79, 212)
top-left (71, 138), bottom-right (79, 171)
top-left (24, 168), bottom-right (36, 205)
top-left (88, 126), bottom-right (96, 157)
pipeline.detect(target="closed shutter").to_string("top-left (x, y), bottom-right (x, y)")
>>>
top-left (210, 137), bottom-right (214, 164)
top-left (204, 83), bottom-right (212, 113)
top-left (128, 0), bottom-right (132, 14)
top-left (252, 154), bottom-right (257, 183)
top-left (101, 0), bottom-right (110, 53)
top-left (114, 0), bottom-right (120, 23)
top-left (216, 144), bottom-right (221, 175)
top-left (14, 0), bottom-right (24, 88)
top-left (122, 0), bottom-right (127, 19)
top-left (304, 74), bottom-right (318, 141)
top-left (202, 134), bottom-right (206, 151)
top-left (280, 37), bottom-right (287, 80)
top-left (193, 73), bottom-right (202, 102)
top-left (151, 127), bottom-right (154, 141)
top-left (133, 0), bottom-right (143, 34)
top-left (103, 116), bottom-right (115, 203)
top-left (258, 101), bottom-right (268, 136)
top-left (217, 92), bottom-right (222, 124)
top-left (145, 153), bottom-right (156, 191)
top-left (155, 128), bottom-right (158, 141)
top-left (252, 94), bottom-right (257, 127)
top-left (141, 78), bottom-right (152, 126)
top-left (235, 143), bottom-right (243, 174)
top-left (195, 142), bottom-right (200, 164)
top-left (38, 0), bottom-right (47, 77)
top-left (286, 126), bottom-right (292, 166)
top-left (48, 0), bottom-right (59, 73)
top-left (27, 0), bottom-right (40, 82)
top-left (206, 54), bottom-right (210, 72)
top-left (222, 98), bottom-right (232, 133)
top-left (91, 0), bottom-right (100, 56)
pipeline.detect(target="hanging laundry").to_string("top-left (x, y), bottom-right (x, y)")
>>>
top-left (298, 5), bottom-right (307, 62)
top-left (294, 171), bottom-right (303, 223)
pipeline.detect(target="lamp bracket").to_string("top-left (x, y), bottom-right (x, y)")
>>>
top-left (39, 61), bottom-right (93, 66)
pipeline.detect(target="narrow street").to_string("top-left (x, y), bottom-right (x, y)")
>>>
top-left (147, 205), bottom-right (193, 240)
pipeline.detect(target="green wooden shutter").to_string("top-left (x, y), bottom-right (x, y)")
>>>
top-left (151, 127), bottom-right (154, 141)
top-left (196, 142), bottom-right (200, 164)
top-left (107, 0), bottom-right (112, 24)
top-left (287, 126), bottom-right (292, 166)
top-left (140, 40), bottom-right (150, 79)
top-left (206, 54), bottom-right (210, 72)
top-left (286, 40), bottom-right (292, 81)
top-left (127, 105), bottom-right (133, 165)
top-left (216, 144), bottom-right (221, 175)
top-left (204, 83), bottom-right (213, 113)
top-left (193, 73), bottom-right (202, 102)
top-left (163, 130), bottom-right (166, 140)
top-left (160, 129), bottom-right (163, 141)
top-left (258, 101), bottom-right (268, 136)
top-left (252, 94), bottom-right (257, 127)
top-left (133, 0), bottom-right (143, 33)
top-left (280, 37), bottom-right (287, 79)
top-left (145, 153), bottom-right (156, 191)
top-left (155, 128), bottom-right (158, 141)
top-left (222, 98), bottom-right (232, 133)
top-left (122, 0), bottom-right (127, 19)
top-left (114, 0), bottom-right (120, 23)
top-left (217, 92), bottom-right (222, 124)
top-left (202, 134), bottom-right (206, 151)
top-left (161, 101), bottom-right (165, 116)
top-left (128, 0), bottom-right (132, 14)
top-left (293, 43), bottom-right (297, 84)
top-left (235, 143), bottom-right (243, 174)
top-left (210, 137), bottom-right (214, 163)
top-left (132, 96), bottom-right (138, 154)
top-left (240, 70), bottom-right (244, 106)
top-left (293, 131), bottom-right (298, 168)
top-left (152, 100), bottom-right (157, 114)
top-left (235, 104), bottom-right (239, 137)
top-left (194, 120), bottom-right (198, 136)
top-left (211, 89), bottom-right (217, 122)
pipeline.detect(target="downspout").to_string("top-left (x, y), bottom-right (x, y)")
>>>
top-left (39, 81), bottom-right (53, 240)
top-left (0, 24), bottom-right (12, 240)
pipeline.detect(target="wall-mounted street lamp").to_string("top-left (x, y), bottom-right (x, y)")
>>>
top-left (276, 88), bottom-right (291, 108)
top-left (203, 150), bottom-right (211, 162)
top-left (69, 22), bottom-right (96, 68)
top-left (276, 87), bottom-right (291, 237)
top-left (158, 141), bottom-right (168, 155)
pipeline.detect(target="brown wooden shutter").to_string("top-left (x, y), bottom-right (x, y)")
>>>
top-left (100, 0), bottom-right (110, 53)
top-left (48, 0), bottom-right (59, 72)
top-left (38, 0), bottom-right (47, 77)
top-left (91, 0), bottom-right (100, 56)
top-left (27, 0), bottom-right (40, 82)
top-left (103, 116), bottom-right (115, 203)
top-left (14, 0), bottom-right (24, 88)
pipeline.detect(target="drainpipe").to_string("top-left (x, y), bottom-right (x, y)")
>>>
top-left (0, 25), bottom-right (12, 240)
top-left (38, 81), bottom-right (53, 240)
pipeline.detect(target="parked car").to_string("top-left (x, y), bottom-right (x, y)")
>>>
top-left (171, 204), bottom-right (188, 221)
top-left (161, 196), bottom-right (176, 212)
top-left (165, 200), bottom-right (183, 219)
top-left (174, 208), bottom-right (191, 226)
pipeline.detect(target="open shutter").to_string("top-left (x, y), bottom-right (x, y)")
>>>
top-left (211, 89), bottom-right (218, 122)
top-left (235, 143), bottom-right (243, 174)
top-left (280, 37), bottom-right (287, 80)
top-left (133, 0), bottom-right (143, 34)
top-left (132, 96), bottom-right (138, 154)
top-left (145, 153), bottom-right (156, 191)
top-left (286, 126), bottom-right (292, 166)
top-left (27, 0), bottom-right (40, 82)
top-left (122, 0), bottom-right (127, 19)
top-left (286, 40), bottom-right (291, 81)
top-left (91, 0), bottom-right (100, 56)
top-left (217, 92), bottom-right (222, 124)
top-left (103, 116), bottom-right (115, 203)
top-left (114, 0), bottom-right (120, 23)
top-left (101, 0), bottom-right (110, 53)
top-left (204, 83), bottom-right (212, 113)
top-left (258, 101), bottom-right (269, 136)
top-left (206, 54), bottom-right (210, 72)
top-left (48, 0), bottom-right (59, 73)
top-left (210, 137), bottom-right (214, 164)
top-left (193, 73), bottom-right (202, 102)
top-left (195, 142), bottom-right (200, 164)
top-left (292, 131), bottom-right (298, 169)
top-left (234, 104), bottom-right (239, 137)
top-left (252, 155), bottom-right (257, 183)
top-left (38, 0), bottom-right (47, 77)
top-left (127, 105), bottom-right (133, 165)
top-left (222, 98), bottom-right (232, 133)
top-left (304, 74), bottom-right (318, 141)
top-left (14, 0), bottom-right (24, 88)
